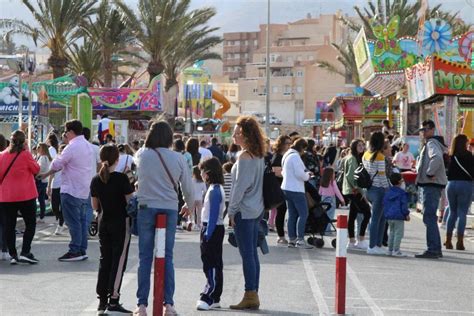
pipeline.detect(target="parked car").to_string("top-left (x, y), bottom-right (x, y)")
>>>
top-left (262, 115), bottom-right (282, 125)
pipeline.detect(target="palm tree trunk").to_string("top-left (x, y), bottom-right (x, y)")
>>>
top-left (48, 55), bottom-right (68, 78)
top-left (103, 59), bottom-right (113, 87)
top-left (163, 82), bottom-right (178, 117)
top-left (147, 60), bottom-right (164, 82)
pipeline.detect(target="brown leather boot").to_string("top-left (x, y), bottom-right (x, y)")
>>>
top-left (456, 234), bottom-right (465, 251)
top-left (229, 291), bottom-right (260, 310)
top-left (444, 233), bottom-right (453, 249)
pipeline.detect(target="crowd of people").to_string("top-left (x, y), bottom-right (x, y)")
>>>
top-left (0, 116), bottom-right (472, 315)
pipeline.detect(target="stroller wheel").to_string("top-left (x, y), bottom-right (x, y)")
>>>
top-left (307, 237), bottom-right (314, 245)
top-left (89, 223), bottom-right (98, 236)
top-left (331, 238), bottom-right (337, 248)
top-left (315, 238), bottom-right (324, 248)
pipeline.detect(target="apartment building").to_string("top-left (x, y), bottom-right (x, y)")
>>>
top-left (237, 13), bottom-right (354, 125)
top-left (222, 31), bottom-right (259, 81)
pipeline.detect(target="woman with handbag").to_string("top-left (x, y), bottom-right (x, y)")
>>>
top-left (0, 130), bottom-right (40, 264)
top-left (226, 116), bottom-right (265, 310)
top-left (444, 134), bottom-right (474, 251)
top-left (134, 121), bottom-right (194, 316)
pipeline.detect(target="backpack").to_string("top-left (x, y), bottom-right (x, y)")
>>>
top-left (353, 163), bottom-right (378, 189)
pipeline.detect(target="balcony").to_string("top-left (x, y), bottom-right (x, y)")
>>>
top-left (223, 58), bottom-right (249, 67)
top-left (224, 46), bottom-right (250, 53)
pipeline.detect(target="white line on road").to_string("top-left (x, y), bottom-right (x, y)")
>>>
top-left (300, 249), bottom-right (330, 315)
top-left (346, 263), bottom-right (384, 316)
top-left (351, 306), bottom-right (474, 314)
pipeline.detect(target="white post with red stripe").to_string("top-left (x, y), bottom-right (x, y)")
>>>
top-left (153, 215), bottom-right (166, 316)
top-left (335, 213), bottom-right (348, 315)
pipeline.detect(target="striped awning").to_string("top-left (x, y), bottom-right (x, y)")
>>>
top-left (361, 71), bottom-right (405, 97)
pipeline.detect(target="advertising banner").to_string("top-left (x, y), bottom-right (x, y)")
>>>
top-left (353, 29), bottom-right (374, 86)
top-left (405, 56), bottom-right (435, 104)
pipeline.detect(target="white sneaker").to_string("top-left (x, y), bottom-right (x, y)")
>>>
top-left (133, 304), bottom-right (147, 316)
top-left (367, 246), bottom-right (385, 255)
top-left (296, 240), bottom-right (313, 249)
top-left (386, 250), bottom-right (393, 256)
top-left (196, 300), bottom-right (210, 311)
top-left (277, 237), bottom-right (288, 245)
top-left (164, 304), bottom-right (177, 316)
top-left (210, 302), bottom-right (221, 309)
top-left (347, 242), bottom-right (358, 250)
top-left (393, 250), bottom-right (407, 257)
top-left (356, 240), bottom-right (369, 250)
top-left (1, 251), bottom-right (10, 261)
top-left (54, 225), bottom-right (64, 235)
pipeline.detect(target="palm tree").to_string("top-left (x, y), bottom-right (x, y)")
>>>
top-left (162, 10), bottom-right (222, 91)
top-left (0, 0), bottom-right (95, 78)
top-left (67, 41), bottom-right (103, 87)
top-left (81, 0), bottom-right (135, 87)
top-left (114, 0), bottom-right (220, 82)
top-left (316, 40), bottom-right (360, 86)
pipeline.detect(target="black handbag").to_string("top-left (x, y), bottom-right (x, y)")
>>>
top-left (263, 164), bottom-right (285, 210)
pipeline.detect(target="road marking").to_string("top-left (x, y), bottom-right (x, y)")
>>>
top-left (299, 249), bottom-right (330, 315)
top-left (351, 306), bottom-right (474, 314)
top-left (346, 263), bottom-right (384, 316)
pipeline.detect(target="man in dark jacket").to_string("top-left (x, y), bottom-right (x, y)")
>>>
top-left (415, 120), bottom-right (447, 259)
top-left (208, 137), bottom-right (224, 163)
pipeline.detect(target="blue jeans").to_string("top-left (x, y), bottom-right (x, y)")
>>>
top-left (366, 186), bottom-right (387, 248)
top-left (61, 193), bottom-right (89, 254)
top-left (36, 181), bottom-right (48, 219)
top-left (321, 195), bottom-right (336, 232)
top-left (421, 186), bottom-right (442, 254)
top-left (86, 193), bottom-right (94, 228)
top-left (284, 190), bottom-right (308, 240)
top-left (446, 181), bottom-right (472, 236)
top-left (136, 207), bottom-right (177, 306)
top-left (233, 212), bottom-right (260, 291)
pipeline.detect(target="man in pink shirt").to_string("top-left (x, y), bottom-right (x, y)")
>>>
top-left (42, 120), bottom-right (93, 261)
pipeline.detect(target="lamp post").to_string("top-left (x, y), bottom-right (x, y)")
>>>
top-left (186, 80), bottom-right (194, 135)
top-left (27, 52), bottom-right (36, 150)
top-left (264, 0), bottom-right (271, 136)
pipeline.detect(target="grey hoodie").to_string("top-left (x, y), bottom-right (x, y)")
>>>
top-left (416, 136), bottom-right (448, 188)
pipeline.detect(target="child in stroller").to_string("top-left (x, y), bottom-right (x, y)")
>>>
top-left (304, 182), bottom-right (337, 248)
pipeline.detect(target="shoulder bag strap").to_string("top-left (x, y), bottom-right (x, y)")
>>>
top-left (454, 156), bottom-right (472, 180)
top-left (0, 151), bottom-right (22, 184)
top-left (153, 149), bottom-right (178, 193)
top-left (123, 155), bottom-right (129, 172)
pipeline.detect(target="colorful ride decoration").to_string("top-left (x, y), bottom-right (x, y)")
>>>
top-left (180, 63), bottom-right (232, 133)
top-left (353, 15), bottom-right (473, 97)
top-left (89, 75), bottom-right (162, 111)
top-left (329, 96), bottom-right (387, 129)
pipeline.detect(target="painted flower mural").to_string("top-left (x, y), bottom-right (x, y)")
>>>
top-left (423, 19), bottom-right (452, 54)
top-left (458, 31), bottom-right (473, 64)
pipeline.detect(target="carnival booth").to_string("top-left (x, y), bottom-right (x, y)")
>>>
top-left (405, 29), bottom-right (473, 146)
top-left (88, 75), bottom-right (163, 143)
top-left (329, 96), bottom-right (387, 142)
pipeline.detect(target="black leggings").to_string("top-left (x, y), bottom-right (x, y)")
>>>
top-left (346, 193), bottom-right (371, 239)
top-left (51, 188), bottom-right (64, 226)
top-left (275, 201), bottom-right (287, 237)
top-left (3, 199), bottom-right (37, 257)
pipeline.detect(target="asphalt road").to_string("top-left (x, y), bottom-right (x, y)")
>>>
top-left (0, 210), bottom-right (473, 316)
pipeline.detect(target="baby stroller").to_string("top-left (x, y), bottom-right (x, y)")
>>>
top-left (89, 212), bottom-right (99, 237)
top-left (304, 182), bottom-right (337, 248)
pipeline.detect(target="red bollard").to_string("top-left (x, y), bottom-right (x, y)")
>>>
top-left (153, 214), bottom-right (166, 316)
top-left (335, 213), bottom-right (348, 315)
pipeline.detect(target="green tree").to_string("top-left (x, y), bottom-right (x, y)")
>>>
top-left (81, 0), bottom-right (135, 87)
top-left (67, 41), bottom-right (103, 86)
top-left (0, 0), bottom-right (95, 78)
top-left (115, 0), bottom-right (220, 84)
top-left (316, 40), bottom-right (360, 86)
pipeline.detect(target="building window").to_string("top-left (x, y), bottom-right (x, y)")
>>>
top-left (270, 54), bottom-right (278, 62)
top-left (244, 40), bottom-right (248, 46)
top-left (272, 86), bottom-right (279, 93)
top-left (253, 88), bottom-right (258, 94)
top-left (296, 55), bottom-right (302, 61)
top-left (234, 53), bottom-right (240, 59)
top-left (229, 40), bottom-right (234, 46)
top-left (223, 90), bottom-right (228, 96)
top-left (254, 39), bottom-right (258, 46)
top-left (296, 71), bottom-right (304, 77)
top-left (287, 56), bottom-right (293, 62)
top-left (308, 55), bottom-right (314, 61)
top-left (296, 86), bottom-right (303, 93)
top-left (283, 85), bottom-right (291, 95)
top-left (244, 53), bottom-right (248, 59)
top-left (230, 90), bottom-right (236, 96)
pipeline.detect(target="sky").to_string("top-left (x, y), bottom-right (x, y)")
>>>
top-left (0, 0), bottom-right (472, 48)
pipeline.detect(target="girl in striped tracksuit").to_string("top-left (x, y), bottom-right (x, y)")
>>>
top-left (195, 158), bottom-right (226, 311)
top-left (90, 145), bottom-right (134, 315)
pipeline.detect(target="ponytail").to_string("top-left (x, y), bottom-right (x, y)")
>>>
top-left (99, 145), bottom-right (119, 184)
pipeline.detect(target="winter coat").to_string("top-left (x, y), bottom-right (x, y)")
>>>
top-left (383, 186), bottom-right (410, 220)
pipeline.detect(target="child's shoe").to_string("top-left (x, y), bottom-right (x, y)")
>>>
top-left (392, 250), bottom-right (407, 257)
top-left (186, 221), bottom-right (193, 231)
top-left (356, 240), bottom-right (369, 250)
top-left (196, 300), bottom-right (210, 311)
